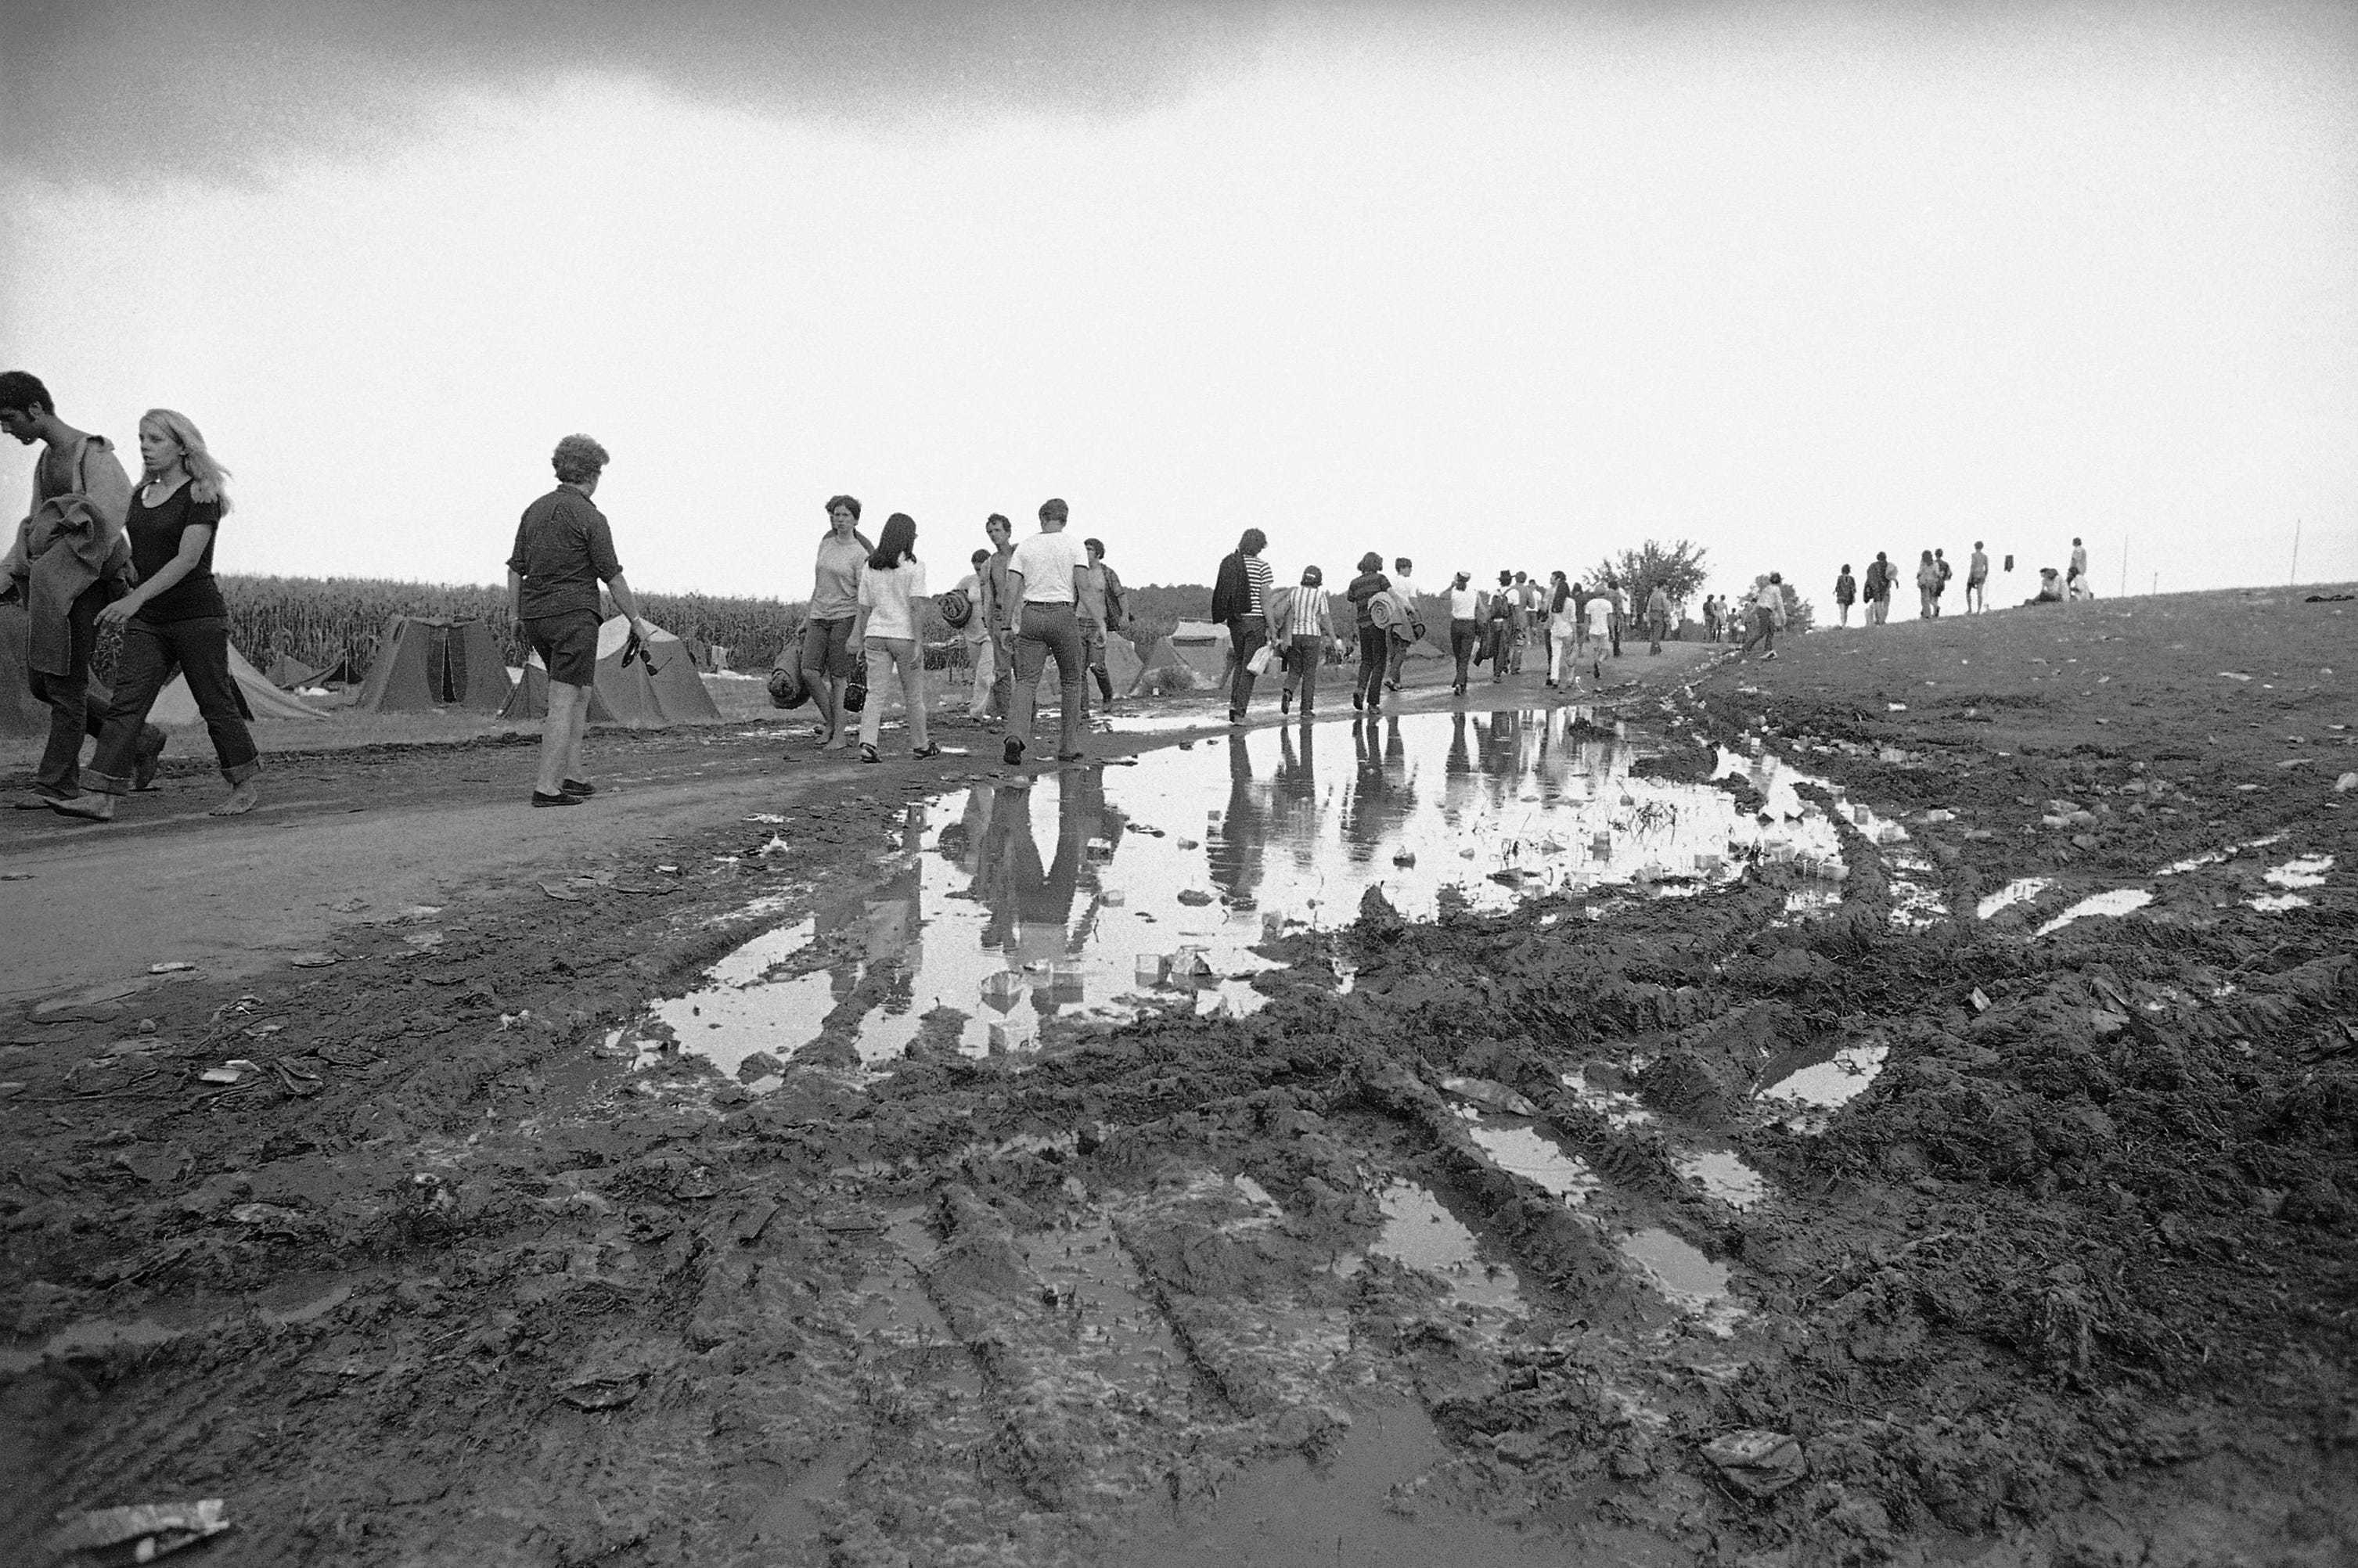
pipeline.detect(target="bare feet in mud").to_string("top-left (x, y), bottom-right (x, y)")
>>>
top-left (210, 782), bottom-right (261, 817)
top-left (47, 793), bottom-right (114, 822)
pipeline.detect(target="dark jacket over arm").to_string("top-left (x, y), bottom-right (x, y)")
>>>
top-left (1210, 552), bottom-right (1247, 625)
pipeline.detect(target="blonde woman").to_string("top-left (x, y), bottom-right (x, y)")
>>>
top-left (58, 409), bottom-right (258, 821)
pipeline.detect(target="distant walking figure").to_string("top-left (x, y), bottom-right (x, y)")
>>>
top-left (1915, 550), bottom-right (1940, 619)
top-left (1739, 574), bottom-right (1785, 660)
top-left (1446, 570), bottom-right (1480, 696)
top-left (1863, 553), bottom-right (1893, 624)
top-left (60, 410), bottom-right (267, 820)
top-left (1933, 548), bottom-right (1952, 617)
top-left (1834, 565), bottom-right (1856, 627)
top-left (1546, 570), bottom-right (1577, 686)
top-left (1278, 565), bottom-right (1336, 716)
top-left (1967, 541), bottom-right (1989, 613)
top-left (2068, 537), bottom-right (2094, 600)
top-left (1346, 553), bottom-right (1391, 711)
top-left (1384, 557), bottom-right (1422, 692)
top-left (1644, 581), bottom-right (1669, 653)
top-left (1003, 498), bottom-right (1089, 767)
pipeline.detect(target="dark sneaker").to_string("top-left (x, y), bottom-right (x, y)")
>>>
top-left (559, 778), bottom-right (596, 797)
top-left (531, 790), bottom-right (581, 808)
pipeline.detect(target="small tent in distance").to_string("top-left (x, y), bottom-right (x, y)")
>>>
top-left (355, 617), bottom-right (513, 713)
top-left (149, 642), bottom-right (328, 725)
top-left (265, 649), bottom-right (354, 689)
top-left (499, 617), bottom-right (722, 727)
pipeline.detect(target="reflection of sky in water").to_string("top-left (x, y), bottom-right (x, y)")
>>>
top-left (643, 710), bottom-right (1852, 1079)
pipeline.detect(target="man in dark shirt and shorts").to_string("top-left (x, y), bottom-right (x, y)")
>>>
top-left (506, 435), bottom-right (656, 807)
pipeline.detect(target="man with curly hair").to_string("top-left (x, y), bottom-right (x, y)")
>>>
top-left (506, 434), bottom-right (656, 807)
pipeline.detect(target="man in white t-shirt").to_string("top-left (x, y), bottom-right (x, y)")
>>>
top-left (1582, 588), bottom-right (1613, 681)
top-left (1002, 498), bottom-right (1086, 768)
top-left (1445, 570), bottom-right (1481, 695)
top-left (1386, 556), bottom-right (1424, 692)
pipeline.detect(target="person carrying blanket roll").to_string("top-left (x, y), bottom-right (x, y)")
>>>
top-left (0, 371), bottom-right (167, 811)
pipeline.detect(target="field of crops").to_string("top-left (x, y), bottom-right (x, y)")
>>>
top-left (217, 576), bottom-right (805, 677)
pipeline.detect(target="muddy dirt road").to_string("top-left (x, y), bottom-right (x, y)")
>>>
top-left (4, 599), bottom-right (2353, 1566)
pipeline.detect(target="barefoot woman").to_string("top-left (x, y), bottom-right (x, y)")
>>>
top-left (59, 409), bottom-right (259, 820)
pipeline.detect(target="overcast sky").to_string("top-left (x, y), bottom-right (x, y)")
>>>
top-left (5, 0), bottom-right (2353, 605)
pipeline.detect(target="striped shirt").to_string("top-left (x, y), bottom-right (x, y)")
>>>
top-left (1291, 586), bottom-right (1330, 637)
top-left (1243, 556), bottom-right (1273, 616)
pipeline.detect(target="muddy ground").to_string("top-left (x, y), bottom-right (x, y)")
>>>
top-left (2, 594), bottom-right (2353, 1566)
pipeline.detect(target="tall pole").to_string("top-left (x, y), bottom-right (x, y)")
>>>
top-left (2120, 539), bottom-right (2128, 599)
top-left (2290, 518), bottom-right (2300, 585)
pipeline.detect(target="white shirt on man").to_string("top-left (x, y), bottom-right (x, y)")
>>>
top-left (1449, 584), bottom-right (1481, 620)
top-left (1007, 530), bottom-right (1083, 605)
top-left (1585, 595), bottom-right (1613, 637)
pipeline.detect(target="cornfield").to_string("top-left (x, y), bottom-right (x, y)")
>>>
top-left (218, 575), bottom-right (805, 677)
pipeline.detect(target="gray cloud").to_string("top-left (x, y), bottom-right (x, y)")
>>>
top-left (3, 0), bottom-right (1280, 182)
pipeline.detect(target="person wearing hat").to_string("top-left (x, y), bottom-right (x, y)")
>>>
top-left (1485, 570), bottom-right (1517, 682)
top-left (1446, 570), bottom-right (1481, 696)
top-left (1278, 565), bottom-right (1336, 716)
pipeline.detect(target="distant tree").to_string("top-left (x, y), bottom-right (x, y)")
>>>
top-left (1779, 584), bottom-right (1815, 634)
top-left (1589, 539), bottom-right (1709, 610)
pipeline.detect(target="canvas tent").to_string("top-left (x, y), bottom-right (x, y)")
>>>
top-left (499, 617), bottom-right (722, 727)
top-left (355, 617), bottom-right (514, 713)
top-left (265, 649), bottom-right (354, 689)
top-left (1161, 620), bottom-right (1232, 688)
top-left (151, 644), bottom-right (327, 724)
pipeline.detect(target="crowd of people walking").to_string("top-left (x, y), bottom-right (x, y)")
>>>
top-left (7, 365), bottom-right (2110, 812)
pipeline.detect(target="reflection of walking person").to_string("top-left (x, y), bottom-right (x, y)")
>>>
top-left (505, 434), bottom-right (657, 807)
top-left (0, 371), bottom-right (166, 811)
top-left (56, 410), bottom-right (268, 822)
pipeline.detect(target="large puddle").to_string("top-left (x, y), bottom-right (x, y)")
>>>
top-left (635, 710), bottom-right (1856, 1077)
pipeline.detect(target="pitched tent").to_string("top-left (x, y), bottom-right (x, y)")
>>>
top-left (265, 649), bottom-right (355, 689)
top-left (355, 616), bottom-right (515, 713)
top-left (151, 643), bottom-right (328, 724)
top-left (1025, 634), bottom-right (1141, 699)
top-left (1162, 620), bottom-right (1233, 687)
top-left (1129, 634), bottom-right (1206, 695)
top-left (498, 616), bottom-right (720, 727)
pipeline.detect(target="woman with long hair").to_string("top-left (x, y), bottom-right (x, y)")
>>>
top-left (56, 409), bottom-right (259, 821)
top-left (851, 511), bottom-right (938, 764)
top-left (1546, 570), bottom-right (1579, 688)
top-left (1915, 549), bottom-right (1940, 619)
top-left (801, 494), bottom-right (873, 750)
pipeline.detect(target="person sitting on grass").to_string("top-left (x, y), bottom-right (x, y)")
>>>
top-left (506, 433), bottom-right (656, 808)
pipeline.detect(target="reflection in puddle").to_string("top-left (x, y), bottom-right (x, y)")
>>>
top-left (1757, 1040), bottom-right (1889, 1131)
top-left (638, 711), bottom-right (1857, 1081)
top-left (2265, 855), bottom-right (2333, 889)
top-left (1361, 1180), bottom-right (1525, 1312)
top-left (1676, 1150), bottom-right (1769, 1210)
top-left (1561, 1067), bottom-right (1653, 1127)
top-left (1466, 1120), bottom-right (1600, 1205)
top-left (1977, 877), bottom-right (2051, 919)
top-left (2249, 893), bottom-right (2312, 912)
top-left (2033, 888), bottom-right (2155, 937)
top-left (1618, 1228), bottom-right (1730, 1311)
